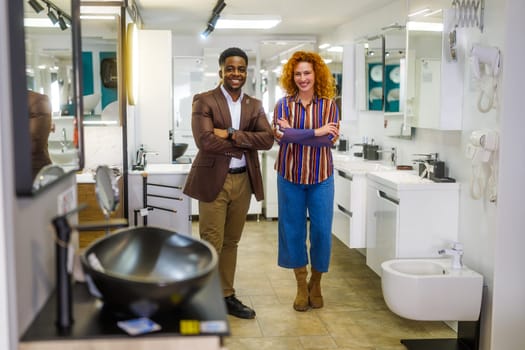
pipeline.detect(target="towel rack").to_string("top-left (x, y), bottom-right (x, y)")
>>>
top-left (133, 174), bottom-right (183, 226)
top-left (451, 0), bottom-right (485, 32)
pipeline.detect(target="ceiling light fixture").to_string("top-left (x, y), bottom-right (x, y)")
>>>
top-left (406, 21), bottom-right (443, 32)
top-left (27, 0), bottom-right (72, 30)
top-left (57, 16), bottom-right (68, 30)
top-left (200, 0), bottom-right (226, 39)
top-left (28, 0), bottom-right (44, 13)
top-left (47, 5), bottom-right (59, 24)
top-left (215, 15), bottom-right (281, 29)
top-left (327, 46), bottom-right (343, 53)
top-left (424, 9), bottom-right (443, 17)
top-left (318, 43), bottom-right (331, 50)
top-left (408, 7), bottom-right (431, 17)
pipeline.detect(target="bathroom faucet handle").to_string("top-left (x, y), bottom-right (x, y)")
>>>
top-left (452, 242), bottom-right (464, 252)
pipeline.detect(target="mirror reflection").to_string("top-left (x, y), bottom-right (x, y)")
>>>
top-left (405, 21), bottom-right (443, 129)
top-left (24, 0), bottom-right (81, 187)
top-left (384, 29), bottom-right (405, 114)
top-left (356, 35), bottom-right (385, 112)
top-left (80, 12), bottom-right (120, 125)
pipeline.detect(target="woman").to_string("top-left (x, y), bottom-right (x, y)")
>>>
top-left (273, 51), bottom-right (340, 311)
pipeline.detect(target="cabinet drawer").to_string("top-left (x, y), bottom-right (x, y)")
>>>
top-left (333, 209), bottom-right (351, 248)
top-left (335, 169), bottom-right (352, 209)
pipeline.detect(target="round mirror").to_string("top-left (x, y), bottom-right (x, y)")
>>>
top-left (32, 164), bottom-right (65, 192)
top-left (95, 165), bottom-right (119, 218)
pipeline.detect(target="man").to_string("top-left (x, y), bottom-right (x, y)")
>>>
top-left (28, 90), bottom-right (53, 180)
top-left (183, 47), bottom-right (274, 319)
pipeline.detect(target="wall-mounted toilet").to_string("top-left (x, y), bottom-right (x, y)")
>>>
top-left (381, 258), bottom-right (483, 321)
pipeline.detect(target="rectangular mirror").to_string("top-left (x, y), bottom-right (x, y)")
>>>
top-left (80, 7), bottom-right (121, 126)
top-left (383, 26), bottom-right (412, 138)
top-left (356, 35), bottom-right (385, 112)
top-left (404, 22), bottom-right (443, 129)
top-left (404, 10), bottom-right (463, 131)
top-left (10, 0), bottom-right (84, 195)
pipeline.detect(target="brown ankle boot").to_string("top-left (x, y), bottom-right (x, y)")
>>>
top-left (293, 266), bottom-right (309, 311)
top-left (308, 268), bottom-right (323, 308)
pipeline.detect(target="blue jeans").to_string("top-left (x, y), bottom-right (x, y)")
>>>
top-left (277, 174), bottom-right (334, 272)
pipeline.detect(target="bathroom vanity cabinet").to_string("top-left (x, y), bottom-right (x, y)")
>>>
top-left (128, 164), bottom-right (191, 235)
top-left (365, 172), bottom-right (460, 276)
top-left (263, 147), bottom-right (279, 219)
top-left (332, 168), bottom-right (368, 248)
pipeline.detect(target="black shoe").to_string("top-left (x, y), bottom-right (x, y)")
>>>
top-left (224, 295), bottom-right (256, 319)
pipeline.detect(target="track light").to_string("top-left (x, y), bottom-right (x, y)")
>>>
top-left (212, 1), bottom-right (226, 15)
top-left (28, 0), bottom-right (44, 13)
top-left (200, 24), bottom-right (214, 39)
top-left (58, 15), bottom-right (68, 30)
top-left (200, 0), bottom-right (226, 39)
top-left (47, 6), bottom-right (59, 24)
top-left (28, 0), bottom-right (72, 30)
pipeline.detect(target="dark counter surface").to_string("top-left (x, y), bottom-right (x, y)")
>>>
top-left (21, 268), bottom-right (229, 341)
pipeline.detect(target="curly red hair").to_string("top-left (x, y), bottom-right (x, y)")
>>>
top-left (279, 51), bottom-right (337, 99)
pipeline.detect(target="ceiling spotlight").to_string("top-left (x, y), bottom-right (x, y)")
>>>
top-left (212, 0), bottom-right (226, 14)
top-left (47, 7), bottom-right (59, 24)
top-left (200, 25), bottom-right (214, 39)
top-left (28, 0), bottom-right (44, 13)
top-left (58, 16), bottom-right (68, 30)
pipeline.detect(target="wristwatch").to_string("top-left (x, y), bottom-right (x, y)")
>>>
top-left (227, 127), bottom-right (236, 140)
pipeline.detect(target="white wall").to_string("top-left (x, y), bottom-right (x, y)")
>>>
top-left (326, 0), bottom-right (524, 349)
top-left (135, 30), bottom-right (173, 164)
top-left (491, 1), bottom-right (525, 348)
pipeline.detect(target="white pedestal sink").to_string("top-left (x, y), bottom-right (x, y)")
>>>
top-left (381, 258), bottom-right (483, 321)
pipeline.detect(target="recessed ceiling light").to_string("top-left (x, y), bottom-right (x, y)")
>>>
top-left (215, 15), bottom-right (281, 29)
top-left (327, 46), bottom-right (343, 53)
top-left (406, 21), bottom-right (443, 32)
top-left (408, 8), bottom-right (431, 17)
top-left (319, 43), bottom-right (330, 49)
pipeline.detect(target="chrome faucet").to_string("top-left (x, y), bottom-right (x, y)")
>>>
top-left (438, 242), bottom-right (464, 269)
top-left (412, 153), bottom-right (438, 179)
top-left (377, 147), bottom-right (397, 167)
top-left (60, 128), bottom-right (68, 151)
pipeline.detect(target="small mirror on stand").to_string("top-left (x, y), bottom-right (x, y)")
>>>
top-left (94, 165), bottom-right (120, 235)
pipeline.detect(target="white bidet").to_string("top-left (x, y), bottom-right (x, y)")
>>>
top-left (381, 258), bottom-right (483, 321)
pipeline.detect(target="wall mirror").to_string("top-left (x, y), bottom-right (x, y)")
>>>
top-left (404, 21), bottom-right (443, 129)
top-left (383, 26), bottom-right (412, 138)
top-left (80, 5), bottom-right (122, 127)
top-left (356, 35), bottom-right (385, 112)
top-left (9, 0), bottom-right (83, 196)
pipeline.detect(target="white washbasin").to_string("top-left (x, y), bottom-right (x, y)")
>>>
top-left (370, 171), bottom-right (433, 184)
top-left (381, 258), bottom-right (483, 321)
top-left (333, 154), bottom-right (392, 173)
top-left (49, 148), bottom-right (77, 165)
top-left (143, 163), bottom-right (191, 174)
top-left (83, 93), bottom-right (101, 114)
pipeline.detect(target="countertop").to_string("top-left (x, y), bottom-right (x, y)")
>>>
top-left (333, 152), bottom-right (393, 174)
top-left (129, 163), bottom-right (191, 175)
top-left (21, 268), bottom-right (229, 343)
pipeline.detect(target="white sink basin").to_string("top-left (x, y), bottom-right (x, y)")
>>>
top-left (143, 163), bottom-right (191, 174)
top-left (49, 148), bottom-right (77, 165)
top-left (333, 154), bottom-right (392, 173)
top-left (370, 170), bottom-right (432, 184)
top-left (381, 258), bottom-right (483, 321)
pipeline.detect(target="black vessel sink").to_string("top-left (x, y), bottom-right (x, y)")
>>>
top-left (172, 143), bottom-right (188, 161)
top-left (81, 226), bottom-right (217, 317)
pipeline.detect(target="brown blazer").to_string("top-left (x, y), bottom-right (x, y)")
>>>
top-left (28, 90), bottom-right (52, 179)
top-left (183, 86), bottom-right (274, 202)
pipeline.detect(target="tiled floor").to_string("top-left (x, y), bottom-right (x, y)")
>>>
top-left (193, 219), bottom-right (456, 350)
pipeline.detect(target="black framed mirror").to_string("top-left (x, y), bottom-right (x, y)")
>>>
top-left (8, 0), bottom-right (83, 196)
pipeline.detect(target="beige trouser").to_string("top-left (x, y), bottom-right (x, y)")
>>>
top-left (198, 172), bottom-right (252, 297)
